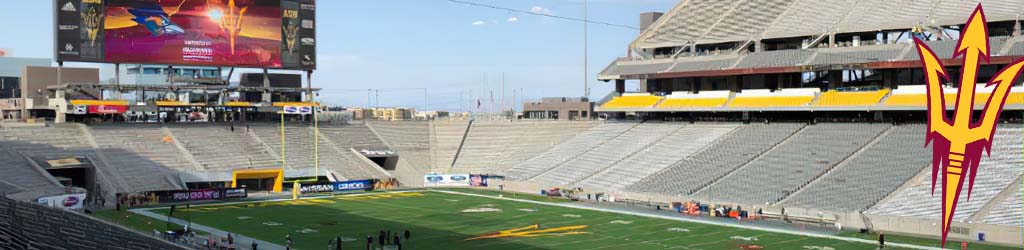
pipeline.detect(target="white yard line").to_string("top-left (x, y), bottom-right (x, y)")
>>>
top-left (431, 189), bottom-right (951, 250)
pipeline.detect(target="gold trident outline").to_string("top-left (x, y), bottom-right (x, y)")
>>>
top-left (218, 0), bottom-right (247, 55)
top-left (916, 4), bottom-right (1024, 247)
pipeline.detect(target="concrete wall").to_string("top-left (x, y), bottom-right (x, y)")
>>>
top-left (22, 66), bottom-right (99, 100)
top-left (523, 98), bottom-right (593, 120)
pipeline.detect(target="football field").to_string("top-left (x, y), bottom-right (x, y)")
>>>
top-left (137, 189), bottom-right (1015, 250)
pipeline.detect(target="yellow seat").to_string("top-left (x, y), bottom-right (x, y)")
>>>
top-left (728, 96), bottom-right (814, 107)
top-left (883, 93), bottom-right (1021, 106)
top-left (658, 98), bottom-right (729, 108)
top-left (600, 95), bottom-right (663, 109)
top-left (815, 89), bottom-right (889, 106)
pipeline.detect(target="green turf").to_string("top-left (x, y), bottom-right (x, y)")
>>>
top-left (835, 231), bottom-right (1014, 250)
top-left (144, 191), bottom-right (1017, 250)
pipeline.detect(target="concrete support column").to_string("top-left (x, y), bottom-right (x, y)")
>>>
top-left (829, 70), bottom-right (843, 89)
top-left (262, 68), bottom-right (272, 103)
top-left (883, 70), bottom-right (897, 89)
top-left (727, 76), bottom-right (740, 92)
top-left (54, 89), bottom-right (66, 124)
top-left (113, 63), bottom-right (122, 99)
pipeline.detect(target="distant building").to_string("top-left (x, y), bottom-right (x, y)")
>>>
top-left (125, 64), bottom-right (222, 85)
top-left (522, 97), bottom-right (592, 120)
top-left (415, 110), bottom-right (449, 120)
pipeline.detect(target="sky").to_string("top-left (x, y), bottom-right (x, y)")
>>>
top-left (0, 0), bottom-right (676, 111)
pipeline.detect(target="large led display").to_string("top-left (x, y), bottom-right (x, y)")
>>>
top-left (55, 0), bottom-right (316, 70)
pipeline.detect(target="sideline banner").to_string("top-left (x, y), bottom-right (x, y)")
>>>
top-left (37, 193), bottom-right (87, 210)
top-left (424, 174), bottom-right (471, 187)
top-left (470, 174), bottom-right (488, 187)
top-left (299, 180), bottom-right (374, 194)
top-left (142, 188), bottom-right (248, 203)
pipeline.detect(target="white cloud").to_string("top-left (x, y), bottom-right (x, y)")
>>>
top-left (529, 6), bottom-right (553, 15)
top-left (507, 17), bottom-right (519, 22)
top-left (471, 21), bottom-right (486, 26)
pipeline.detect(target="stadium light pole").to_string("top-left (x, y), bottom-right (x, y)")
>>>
top-left (281, 111), bottom-right (286, 169)
top-left (583, 0), bottom-right (589, 99)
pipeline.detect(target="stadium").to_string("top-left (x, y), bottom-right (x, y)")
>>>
top-left (0, 0), bottom-right (1023, 249)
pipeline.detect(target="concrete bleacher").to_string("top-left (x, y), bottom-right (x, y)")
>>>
top-left (728, 88), bottom-right (818, 108)
top-left (903, 37), bottom-right (1010, 60)
top-left (600, 93), bottom-right (663, 109)
top-left (578, 123), bottom-right (739, 191)
top-left (0, 125), bottom-right (130, 197)
top-left (810, 45), bottom-right (906, 65)
top-left (734, 50), bottom-right (815, 69)
top-left (762, 0), bottom-right (853, 39)
top-left (982, 188), bottom-right (1023, 226)
top-left (431, 121), bottom-right (469, 169)
top-left (489, 121), bottom-right (598, 173)
top-left (0, 196), bottom-right (186, 250)
top-left (667, 57), bottom-right (739, 72)
top-left (452, 121), bottom-right (597, 174)
top-left (168, 125), bottom-right (279, 170)
top-left (368, 122), bottom-right (432, 169)
top-left (0, 125), bottom-right (93, 157)
top-left (89, 125), bottom-right (189, 192)
top-left (780, 124), bottom-right (930, 212)
top-left (697, 123), bottom-right (889, 204)
top-left (627, 123), bottom-right (804, 196)
top-left (317, 124), bottom-right (389, 150)
top-left (602, 60), bottom-right (673, 76)
top-left (699, 0), bottom-right (792, 43)
top-left (641, 0), bottom-right (736, 45)
top-left (867, 126), bottom-right (1024, 222)
top-left (0, 148), bottom-right (65, 201)
top-left (504, 122), bottom-right (637, 180)
top-left (657, 91), bottom-right (730, 108)
top-left (530, 122), bottom-right (682, 186)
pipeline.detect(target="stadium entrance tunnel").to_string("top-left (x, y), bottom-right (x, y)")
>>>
top-left (358, 147), bottom-right (399, 171)
top-left (36, 157), bottom-right (97, 194)
top-left (231, 168), bottom-right (284, 192)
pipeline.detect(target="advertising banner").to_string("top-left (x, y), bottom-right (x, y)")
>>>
top-left (299, 183), bottom-right (333, 194)
top-left (143, 188), bottom-right (247, 203)
top-left (334, 179), bottom-right (372, 191)
top-left (55, 0), bottom-right (316, 70)
top-left (299, 180), bottom-right (373, 194)
top-left (470, 174), bottom-right (488, 187)
top-left (283, 106), bottom-right (312, 114)
top-left (87, 105), bottom-right (128, 114)
top-left (37, 193), bottom-right (87, 210)
top-left (423, 174), bottom-right (471, 187)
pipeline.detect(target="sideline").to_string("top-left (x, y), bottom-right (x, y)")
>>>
top-left (127, 191), bottom-right (419, 250)
top-left (431, 189), bottom-right (950, 250)
top-left (127, 189), bottom-right (953, 250)
top-left (131, 209), bottom-right (287, 250)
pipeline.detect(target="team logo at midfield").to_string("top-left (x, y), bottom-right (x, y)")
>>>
top-left (466, 224), bottom-right (588, 240)
top-left (915, 4), bottom-right (1024, 246)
